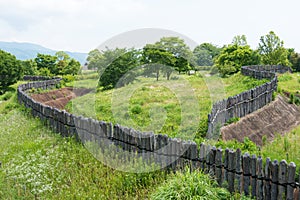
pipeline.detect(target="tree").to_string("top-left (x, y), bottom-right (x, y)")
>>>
top-left (55, 51), bottom-right (81, 75)
top-left (98, 48), bottom-right (141, 90)
top-left (86, 49), bottom-right (102, 70)
top-left (21, 59), bottom-right (38, 75)
top-left (155, 37), bottom-right (194, 73)
top-left (258, 31), bottom-right (291, 66)
top-left (214, 44), bottom-right (260, 76)
top-left (142, 45), bottom-right (176, 80)
top-left (0, 50), bottom-right (23, 94)
top-left (35, 53), bottom-right (57, 75)
top-left (288, 49), bottom-right (300, 72)
top-left (87, 47), bottom-right (126, 74)
top-left (232, 35), bottom-right (248, 46)
top-left (193, 43), bottom-right (221, 66)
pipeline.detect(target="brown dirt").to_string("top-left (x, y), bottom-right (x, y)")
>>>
top-left (31, 87), bottom-right (92, 110)
top-left (221, 95), bottom-right (300, 146)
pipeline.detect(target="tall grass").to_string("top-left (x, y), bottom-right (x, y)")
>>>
top-left (67, 72), bottom-right (267, 140)
top-left (0, 81), bottom-right (244, 199)
top-left (150, 167), bottom-right (251, 200)
top-left (0, 90), bottom-right (167, 199)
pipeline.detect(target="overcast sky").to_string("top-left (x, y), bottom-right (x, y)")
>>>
top-left (0, 0), bottom-right (299, 53)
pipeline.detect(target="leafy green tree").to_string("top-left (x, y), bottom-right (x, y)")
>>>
top-left (55, 51), bottom-right (81, 75)
top-left (193, 43), bottom-right (221, 66)
top-left (62, 58), bottom-right (81, 75)
top-left (288, 49), bottom-right (300, 72)
top-left (87, 47), bottom-right (126, 74)
top-left (35, 53), bottom-right (58, 75)
top-left (98, 48), bottom-right (141, 90)
top-left (86, 49), bottom-right (102, 70)
top-left (214, 44), bottom-right (260, 76)
top-left (38, 68), bottom-right (52, 76)
top-left (142, 45), bottom-right (176, 80)
top-left (155, 37), bottom-right (194, 73)
top-left (232, 35), bottom-right (248, 46)
top-left (0, 50), bottom-right (22, 94)
top-left (21, 59), bottom-right (38, 75)
top-left (258, 31), bottom-right (291, 66)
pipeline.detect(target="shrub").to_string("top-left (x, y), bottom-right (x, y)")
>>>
top-left (294, 96), bottom-right (300, 105)
top-left (131, 104), bottom-right (142, 114)
top-left (150, 167), bottom-right (243, 200)
top-left (1, 91), bottom-right (13, 101)
top-left (289, 93), bottom-right (294, 104)
top-left (278, 74), bottom-right (292, 82)
top-left (63, 75), bottom-right (76, 83)
top-left (225, 117), bottom-right (240, 125)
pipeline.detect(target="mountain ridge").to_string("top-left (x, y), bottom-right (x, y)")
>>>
top-left (0, 41), bottom-right (88, 65)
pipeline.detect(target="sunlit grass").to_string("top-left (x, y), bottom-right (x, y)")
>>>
top-left (277, 72), bottom-right (300, 94)
top-left (0, 90), bottom-right (168, 199)
top-left (67, 71), bottom-right (268, 139)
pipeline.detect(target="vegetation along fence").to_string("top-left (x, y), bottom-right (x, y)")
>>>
top-left (18, 66), bottom-right (299, 199)
top-left (207, 65), bottom-right (291, 139)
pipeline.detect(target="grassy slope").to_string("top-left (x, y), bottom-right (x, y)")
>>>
top-left (66, 72), bottom-right (268, 139)
top-left (0, 85), bottom-right (167, 199)
top-left (0, 78), bottom-right (247, 199)
top-left (259, 72), bottom-right (300, 167)
top-left (214, 72), bottom-right (300, 169)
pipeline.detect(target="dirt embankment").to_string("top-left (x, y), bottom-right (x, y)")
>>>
top-left (31, 87), bottom-right (92, 110)
top-left (221, 95), bottom-right (300, 146)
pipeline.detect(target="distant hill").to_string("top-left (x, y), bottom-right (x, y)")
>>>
top-left (0, 41), bottom-right (88, 65)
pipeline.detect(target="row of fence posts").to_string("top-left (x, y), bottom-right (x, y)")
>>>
top-left (18, 74), bottom-right (299, 199)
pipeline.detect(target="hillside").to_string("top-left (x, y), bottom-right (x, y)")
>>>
top-left (0, 41), bottom-right (88, 65)
top-left (221, 95), bottom-right (300, 146)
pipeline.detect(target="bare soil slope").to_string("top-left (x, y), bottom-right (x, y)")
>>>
top-left (31, 87), bottom-right (92, 110)
top-left (221, 95), bottom-right (300, 146)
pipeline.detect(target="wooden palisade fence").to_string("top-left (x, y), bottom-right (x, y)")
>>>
top-left (17, 65), bottom-right (299, 199)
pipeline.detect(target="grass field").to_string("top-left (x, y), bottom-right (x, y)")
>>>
top-left (0, 85), bottom-right (168, 199)
top-left (213, 72), bottom-right (300, 169)
top-left (1, 70), bottom-right (294, 198)
top-left (66, 71), bottom-right (268, 140)
top-left (0, 80), bottom-right (247, 199)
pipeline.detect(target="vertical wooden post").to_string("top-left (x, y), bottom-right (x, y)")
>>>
top-left (228, 150), bottom-right (236, 193)
top-left (224, 148), bottom-right (229, 184)
top-left (209, 147), bottom-right (216, 176)
top-left (257, 156), bottom-right (264, 199)
top-left (265, 157), bottom-right (271, 200)
top-left (251, 154), bottom-right (257, 198)
top-left (287, 162), bottom-right (296, 200)
top-left (199, 143), bottom-right (206, 171)
top-left (278, 160), bottom-right (287, 199)
top-left (243, 153), bottom-right (251, 196)
top-left (215, 148), bottom-right (223, 186)
top-left (270, 160), bottom-right (279, 200)
top-left (235, 148), bottom-right (242, 193)
top-left (205, 145), bottom-right (211, 174)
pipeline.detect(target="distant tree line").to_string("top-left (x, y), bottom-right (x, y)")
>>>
top-left (87, 31), bottom-right (300, 90)
top-left (0, 50), bottom-right (81, 94)
top-left (87, 37), bottom-right (196, 90)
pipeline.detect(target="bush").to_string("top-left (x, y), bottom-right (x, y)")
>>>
top-left (0, 50), bottom-right (23, 94)
top-left (131, 104), bottom-right (142, 114)
top-left (63, 75), bottom-right (76, 83)
top-left (290, 93), bottom-right (295, 104)
top-left (225, 117), bottom-right (240, 125)
top-left (0, 91), bottom-right (13, 101)
top-left (294, 95), bottom-right (300, 105)
top-left (151, 168), bottom-right (242, 200)
top-left (278, 74), bottom-right (292, 82)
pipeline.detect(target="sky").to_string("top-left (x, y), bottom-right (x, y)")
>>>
top-left (0, 0), bottom-right (300, 53)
